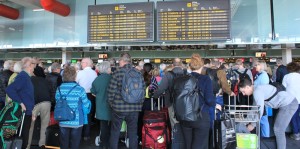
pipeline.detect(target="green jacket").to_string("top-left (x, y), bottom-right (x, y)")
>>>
top-left (91, 73), bottom-right (112, 121)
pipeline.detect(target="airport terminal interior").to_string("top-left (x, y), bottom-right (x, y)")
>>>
top-left (1, 0), bottom-right (300, 148)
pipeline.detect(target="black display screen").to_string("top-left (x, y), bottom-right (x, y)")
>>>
top-left (157, 0), bottom-right (231, 42)
top-left (88, 2), bottom-right (154, 42)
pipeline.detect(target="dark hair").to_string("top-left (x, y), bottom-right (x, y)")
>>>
top-left (143, 63), bottom-right (153, 73)
top-left (143, 63), bottom-right (153, 87)
top-left (204, 58), bottom-right (211, 65)
top-left (287, 62), bottom-right (300, 73)
top-left (33, 66), bottom-right (46, 78)
top-left (238, 78), bottom-right (252, 89)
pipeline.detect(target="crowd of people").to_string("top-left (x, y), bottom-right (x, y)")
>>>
top-left (0, 53), bottom-right (299, 149)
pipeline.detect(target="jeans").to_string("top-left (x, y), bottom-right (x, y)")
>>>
top-left (99, 120), bottom-right (111, 148)
top-left (82, 93), bottom-right (95, 138)
top-left (110, 111), bottom-right (139, 149)
top-left (181, 112), bottom-right (210, 149)
top-left (291, 104), bottom-right (300, 134)
top-left (27, 101), bottom-right (51, 148)
top-left (59, 126), bottom-right (83, 149)
top-left (274, 99), bottom-right (298, 149)
top-left (260, 115), bottom-right (270, 137)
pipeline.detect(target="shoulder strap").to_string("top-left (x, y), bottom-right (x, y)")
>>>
top-left (265, 87), bottom-right (279, 101)
top-left (234, 69), bottom-right (242, 75)
top-left (243, 69), bottom-right (248, 75)
top-left (58, 84), bottom-right (78, 100)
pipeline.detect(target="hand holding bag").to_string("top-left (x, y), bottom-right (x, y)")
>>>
top-left (54, 85), bottom-right (77, 121)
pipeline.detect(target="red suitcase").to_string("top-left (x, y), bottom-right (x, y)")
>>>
top-left (142, 97), bottom-right (170, 149)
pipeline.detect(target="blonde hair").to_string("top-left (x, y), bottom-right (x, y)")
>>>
top-left (151, 68), bottom-right (160, 77)
top-left (189, 53), bottom-right (203, 71)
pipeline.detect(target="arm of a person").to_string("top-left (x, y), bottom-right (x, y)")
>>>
top-left (153, 73), bottom-right (170, 98)
top-left (276, 67), bottom-right (281, 83)
top-left (90, 79), bottom-right (97, 96)
top-left (81, 89), bottom-right (91, 114)
top-left (57, 76), bottom-right (62, 87)
top-left (75, 71), bottom-right (82, 84)
top-left (217, 70), bottom-right (232, 95)
top-left (203, 76), bottom-right (216, 107)
top-left (253, 90), bottom-right (265, 120)
top-left (5, 74), bottom-right (23, 103)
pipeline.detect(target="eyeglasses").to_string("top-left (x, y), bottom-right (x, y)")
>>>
top-left (31, 63), bottom-right (36, 65)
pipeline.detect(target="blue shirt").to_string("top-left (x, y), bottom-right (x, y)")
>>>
top-left (6, 71), bottom-right (35, 115)
top-left (254, 71), bottom-right (269, 87)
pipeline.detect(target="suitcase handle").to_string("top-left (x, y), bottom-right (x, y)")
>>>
top-left (18, 112), bottom-right (26, 137)
top-left (151, 97), bottom-right (163, 111)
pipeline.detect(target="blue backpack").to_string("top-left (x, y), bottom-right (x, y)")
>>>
top-left (54, 85), bottom-right (77, 121)
top-left (121, 68), bottom-right (145, 103)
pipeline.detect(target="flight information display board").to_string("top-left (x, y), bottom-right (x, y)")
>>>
top-left (157, 0), bottom-right (231, 42)
top-left (88, 2), bottom-right (154, 42)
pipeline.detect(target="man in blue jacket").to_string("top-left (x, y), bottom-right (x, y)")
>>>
top-left (6, 57), bottom-right (36, 149)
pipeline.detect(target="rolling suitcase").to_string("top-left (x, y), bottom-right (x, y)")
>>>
top-left (142, 97), bottom-right (170, 149)
top-left (45, 124), bottom-right (60, 147)
top-left (10, 112), bottom-right (25, 149)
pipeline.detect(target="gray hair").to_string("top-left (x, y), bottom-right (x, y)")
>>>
top-left (82, 58), bottom-right (93, 67)
top-left (257, 60), bottom-right (267, 71)
top-left (211, 59), bottom-right (220, 67)
top-left (3, 60), bottom-right (13, 70)
top-left (276, 59), bottom-right (283, 65)
top-left (119, 52), bottom-right (131, 63)
top-left (51, 62), bottom-right (61, 71)
top-left (97, 61), bottom-right (111, 74)
top-left (159, 63), bottom-right (166, 70)
top-left (21, 57), bottom-right (33, 70)
top-left (138, 61), bottom-right (145, 68)
top-left (13, 61), bottom-right (22, 73)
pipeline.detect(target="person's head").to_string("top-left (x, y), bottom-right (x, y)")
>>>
top-left (33, 65), bottom-right (46, 78)
top-left (21, 57), bottom-right (35, 74)
top-left (173, 58), bottom-right (182, 67)
top-left (63, 66), bottom-right (77, 82)
top-left (109, 58), bottom-right (116, 67)
top-left (97, 61), bottom-right (111, 74)
top-left (255, 60), bottom-right (267, 72)
top-left (203, 58), bottom-right (211, 68)
top-left (211, 59), bottom-right (220, 68)
top-left (164, 64), bottom-right (174, 73)
top-left (189, 53), bottom-right (203, 72)
top-left (252, 58), bottom-right (258, 67)
top-left (159, 63), bottom-right (166, 71)
top-left (287, 62), bottom-right (300, 73)
top-left (238, 78), bottom-right (254, 96)
top-left (71, 62), bottom-right (81, 72)
top-left (3, 60), bottom-right (14, 71)
top-left (13, 61), bottom-right (22, 73)
top-left (235, 59), bottom-right (244, 69)
top-left (51, 62), bottom-right (61, 73)
top-left (136, 61), bottom-right (145, 71)
top-left (143, 63), bottom-right (153, 74)
top-left (276, 59), bottom-right (283, 66)
top-left (119, 52), bottom-right (131, 67)
top-left (151, 68), bottom-right (160, 77)
top-left (81, 58), bottom-right (93, 69)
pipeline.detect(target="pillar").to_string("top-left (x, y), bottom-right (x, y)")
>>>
top-left (282, 48), bottom-right (292, 65)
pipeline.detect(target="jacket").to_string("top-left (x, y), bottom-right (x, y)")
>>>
top-left (276, 65), bottom-right (288, 84)
top-left (55, 82), bottom-right (91, 127)
top-left (46, 72), bottom-right (62, 102)
top-left (31, 76), bottom-right (51, 104)
top-left (0, 69), bottom-right (13, 101)
top-left (91, 73), bottom-right (112, 120)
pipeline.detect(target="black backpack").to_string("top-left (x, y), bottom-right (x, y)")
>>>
top-left (206, 68), bottom-right (221, 95)
top-left (265, 82), bottom-right (286, 101)
top-left (172, 74), bottom-right (204, 121)
top-left (235, 69), bottom-right (251, 82)
top-left (168, 71), bottom-right (185, 103)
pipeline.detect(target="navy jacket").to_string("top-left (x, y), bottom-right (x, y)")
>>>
top-left (276, 65), bottom-right (288, 84)
top-left (6, 71), bottom-right (35, 115)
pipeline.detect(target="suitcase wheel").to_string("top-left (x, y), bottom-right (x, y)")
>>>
top-left (95, 136), bottom-right (101, 146)
top-left (125, 138), bottom-right (129, 148)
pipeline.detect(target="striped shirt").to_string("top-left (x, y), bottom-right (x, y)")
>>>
top-left (108, 64), bottom-right (145, 112)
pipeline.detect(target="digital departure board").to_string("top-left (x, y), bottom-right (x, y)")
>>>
top-left (88, 2), bottom-right (154, 42)
top-left (157, 0), bottom-right (231, 42)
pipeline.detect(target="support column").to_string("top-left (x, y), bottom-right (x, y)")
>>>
top-left (282, 48), bottom-right (292, 65)
top-left (62, 47), bottom-right (72, 64)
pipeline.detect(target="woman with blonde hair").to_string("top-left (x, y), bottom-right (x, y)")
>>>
top-left (181, 53), bottom-right (215, 149)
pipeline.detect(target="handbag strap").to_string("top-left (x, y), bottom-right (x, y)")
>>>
top-left (58, 84), bottom-right (78, 100)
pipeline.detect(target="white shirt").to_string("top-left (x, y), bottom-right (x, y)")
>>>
top-left (76, 67), bottom-right (97, 93)
top-left (282, 72), bottom-right (300, 104)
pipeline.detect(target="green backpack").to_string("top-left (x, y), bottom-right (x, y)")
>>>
top-left (0, 102), bottom-right (23, 149)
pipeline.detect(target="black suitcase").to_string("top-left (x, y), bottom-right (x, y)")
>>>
top-left (31, 116), bottom-right (41, 146)
top-left (45, 124), bottom-right (60, 147)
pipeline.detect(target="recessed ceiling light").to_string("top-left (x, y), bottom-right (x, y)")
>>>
top-left (33, 9), bottom-right (44, 12)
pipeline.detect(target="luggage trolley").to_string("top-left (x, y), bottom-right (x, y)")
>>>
top-left (224, 104), bottom-right (261, 149)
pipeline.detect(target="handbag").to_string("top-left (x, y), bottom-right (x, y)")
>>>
top-left (214, 112), bottom-right (236, 149)
top-left (54, 85), bottom-right (77, 121)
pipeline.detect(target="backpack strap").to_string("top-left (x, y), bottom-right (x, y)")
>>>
top-left (58, 84), bottom-right (78, 101)
top-left (265, 88), bottom-right (279, 102)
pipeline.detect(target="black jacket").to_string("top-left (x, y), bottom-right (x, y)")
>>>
top-left (31, 76), bottom-right (51, 104)
top-left (276, 65), bottom-right (288, 84)
top-left (46, 72), bottom-right (62, 102)
top-left (0, 69), bottom-right (13, 101)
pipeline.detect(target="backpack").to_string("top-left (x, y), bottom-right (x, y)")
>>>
top-left (0, 102), bottom-right (23, 149)
top-left (265, 82), bottom-right (286, 101)
top-left (54, 85), bottom-right (77, 121)
top-left (121, 68), bottom-right (145, 103)
top-left (206, 68), bottom-right (221, 95)
top-left (172, 74), bottom-right (204, 121)
top-left (168, 71), bottom-right (185, 103)
top-left (235, 69), bottom-right (251, 82)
